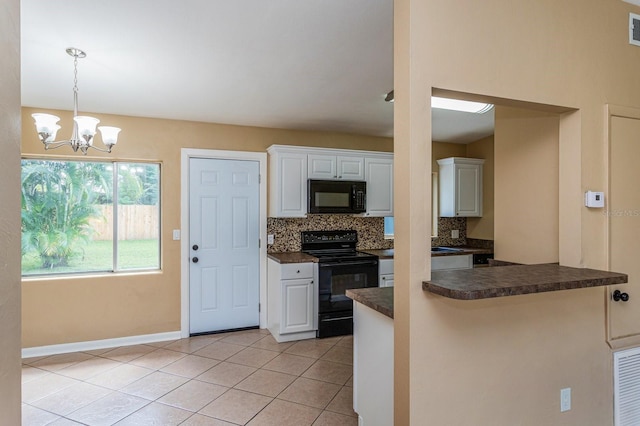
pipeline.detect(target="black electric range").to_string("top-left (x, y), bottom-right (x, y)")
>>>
top-left (301, 230), bottom-right (379, 338)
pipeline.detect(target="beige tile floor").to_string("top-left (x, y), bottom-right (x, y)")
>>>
top-left (22, 329), bottom-right (358, 426)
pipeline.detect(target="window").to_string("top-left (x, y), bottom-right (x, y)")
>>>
top-left (384, 216), bottom-right (394, 238)
top-left (21, 159), bottom-right (160, 276)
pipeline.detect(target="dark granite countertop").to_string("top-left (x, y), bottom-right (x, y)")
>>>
top-left (267, 252), bottom-right (318, 264)
top-left (431, 246), bottom-right (493, 257)
top-left (362, 249), bottom-right (394, 259)
top-left (346, 287), bottom-right (394, 319)
top-left (423, 263), bottom-right (627, 300)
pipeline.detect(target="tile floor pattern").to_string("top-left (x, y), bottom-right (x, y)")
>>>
top-left (22, 329), bottom-right (358, 426)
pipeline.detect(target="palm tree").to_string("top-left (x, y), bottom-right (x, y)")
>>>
top-left (21, 160), bottom-right (112, 269)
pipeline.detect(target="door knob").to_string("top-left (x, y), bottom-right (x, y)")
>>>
top-left (192, 244), bottom-right (199, 251)
top-left (613, 289), bottom-right (629, 302)
top-left (192, 257), bottom-right (199, 263)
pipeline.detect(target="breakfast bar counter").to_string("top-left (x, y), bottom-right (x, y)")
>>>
top-left (423, 263), bottom-right (627, 300)
top-left (346, 287), bottom-right (394, 319)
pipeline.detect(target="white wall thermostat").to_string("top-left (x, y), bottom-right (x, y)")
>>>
top-left (585, 191), bottom-right (605, 208)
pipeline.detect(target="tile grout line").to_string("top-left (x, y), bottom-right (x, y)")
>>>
top-left (22, 331), bottom-right (357, 426)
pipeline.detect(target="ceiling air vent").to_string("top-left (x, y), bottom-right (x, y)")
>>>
top-left (630, 13), bottom-right (640, 46)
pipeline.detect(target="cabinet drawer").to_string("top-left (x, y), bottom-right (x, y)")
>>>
top-left (380, 273), bottom-right (394, 287)
top-left (379, 259), bottom-right (394, 275)
top-left (281, 263), bottom-right (314, 280)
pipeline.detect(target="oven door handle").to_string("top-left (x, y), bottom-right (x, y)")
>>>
top-left (320, 316), bottom-right (353, 322)
top-left (319, 260), bottom-right (378, 268)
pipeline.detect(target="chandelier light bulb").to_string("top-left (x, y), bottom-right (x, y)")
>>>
top-left (74, 116), bottom-right (100, 145)
top-left (98, 126), bottom-right (121, 149)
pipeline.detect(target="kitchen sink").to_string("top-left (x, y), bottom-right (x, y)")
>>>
top-left (431, 246), bottom-right (463, 253)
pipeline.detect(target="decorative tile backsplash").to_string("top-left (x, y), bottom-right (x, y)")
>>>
top-left (432, 218), bottom-right (494, 250)
top-left (267, 215), bottom-right (394, 252)
top-left (432, 217), bottom-right (467, 246)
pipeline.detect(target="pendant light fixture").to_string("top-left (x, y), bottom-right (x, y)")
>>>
top-left (31, 47), bottom-right (121, 155)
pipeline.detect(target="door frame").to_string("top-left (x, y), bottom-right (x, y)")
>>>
top-left (180, 148), bottom-right (267, 338)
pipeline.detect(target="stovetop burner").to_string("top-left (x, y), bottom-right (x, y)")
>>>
top-left (300, 230), bottom-right (377, 263)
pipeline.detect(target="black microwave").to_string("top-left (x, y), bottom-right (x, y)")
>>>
top-left (308, 179), bottom-right (366, 214)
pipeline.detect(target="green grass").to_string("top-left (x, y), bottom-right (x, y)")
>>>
top-left (22, 239), bottom-right (159, 276)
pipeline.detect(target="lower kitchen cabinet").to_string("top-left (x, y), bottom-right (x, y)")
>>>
top-left (353, 300), bottom-right (393, 426)
top-left (431, 254), bottom-right (473, 271)
top-left (379, 258), bottom-right (394, 287)
top-left (267, 259), bottom-right (318, 342)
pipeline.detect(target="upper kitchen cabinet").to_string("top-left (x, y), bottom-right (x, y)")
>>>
top-left (308, 154), bottom-right (365, 180)
top-left (364, 155), bottom-right (394, 217)
top-left (438, 157), bottom-right (484, 217)
top-left (267, 145), bottom-right (393, 218)
top-left (268, 146), bottom-right (308, 217)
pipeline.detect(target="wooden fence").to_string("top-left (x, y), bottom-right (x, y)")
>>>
top-left (89, 205), bottom-right (159, 240)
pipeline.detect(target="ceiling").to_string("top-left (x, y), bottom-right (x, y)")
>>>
top-left (21, 0), bottom-right (493, 143)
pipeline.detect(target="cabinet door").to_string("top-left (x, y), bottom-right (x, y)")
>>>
top-left (364, 156), bottom-right (393, 216)
top-left (275, 152), bottom-right (307, 217)
top-left (380, 274), bottom-right (394, 287)
top-left (337, 156), bottom-right (365, 180)
top-left (455, 164), bottom-right (482, 217)
top-left (308, 154), bottom-right (337, 179)
top-left (281, 278), bottom-right (314, 334)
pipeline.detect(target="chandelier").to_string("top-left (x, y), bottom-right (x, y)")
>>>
top-left (31, 47), bottom-right (121, 155)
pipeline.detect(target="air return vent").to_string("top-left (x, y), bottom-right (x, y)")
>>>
top-left (614, 346), bottom-right (640, 426)
top-left (630, 13), bottom-right (640, 46)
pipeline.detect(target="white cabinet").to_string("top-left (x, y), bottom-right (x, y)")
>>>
top-left (431, 254), bottom-right (473, 271)
top-left (308, 154), bottom-right (365, 180)
top-left (437, 157), bottom-right (484, 217)
top-left (379, 258), bottom-right (394, 287)
top-left (267, 259), bottom-right (318, 342)
top-left (282, 278), bottom-right (314, 334)
top-left (267, 145), bottom-right (393, 218)
top-left (364, 156), bottom-right (394, 217)
top-left (268, 147), bottom-right (308, 217)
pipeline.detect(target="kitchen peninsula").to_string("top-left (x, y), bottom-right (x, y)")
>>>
top-left (347, 261), bottom-right (627, 426)
top-left (346, 287), bottom-right (393, 426)
top-left (424, 263), bottom-right (627, 300)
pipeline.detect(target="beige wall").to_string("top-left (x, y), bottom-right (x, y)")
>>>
top-left (394, 0), bottom-right (638, 424)
top-left (1, 0), bottom-right (22, 422)
top-left (432, 141), bottom-right (466, 170)
top-left (494, 106), bottom-right (559, 263)
top-left (21, 107), bottom-right (392, 348)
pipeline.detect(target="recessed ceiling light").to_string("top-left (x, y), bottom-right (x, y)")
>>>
top-left (431, 96), bottom-right (493, 114)
top-left (384, 91), bottom-right (492, 114)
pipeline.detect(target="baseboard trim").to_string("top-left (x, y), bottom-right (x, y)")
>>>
top-left (22, 331), bottom-right (182, 359)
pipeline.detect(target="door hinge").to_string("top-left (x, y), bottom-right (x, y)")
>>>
top-left (259, 239), bottom-right (261, 248)
top-left (259, 303), bottom-right (261, 312)
top-left (259, 174), bottom-right (262, 183)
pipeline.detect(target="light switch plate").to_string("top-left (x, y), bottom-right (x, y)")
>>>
top-left (451, 230), bottom-right (460, 239)
top-left (172, 229), bottom-right (181, 241)
top-left (267, 234), bottom-right (274, 245)
top-left (560, 388), bottom-right (571, 412)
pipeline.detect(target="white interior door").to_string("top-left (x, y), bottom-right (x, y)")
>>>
top-left (189, 157), bottom-right (260, 334)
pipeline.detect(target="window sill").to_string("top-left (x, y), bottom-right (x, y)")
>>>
top-left (21, 269), bottom-right (163, 282)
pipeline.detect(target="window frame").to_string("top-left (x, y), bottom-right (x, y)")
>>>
top-left (20, 156), bottom-right (162, 277)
